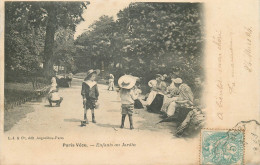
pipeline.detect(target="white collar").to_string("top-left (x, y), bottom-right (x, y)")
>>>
top-left (84, 80), bottom-right (97, 88)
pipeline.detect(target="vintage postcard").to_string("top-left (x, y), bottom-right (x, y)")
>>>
top-left (0, 0), bottom-right (260, 164)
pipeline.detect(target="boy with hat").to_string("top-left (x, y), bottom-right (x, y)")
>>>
top-left (118, 75), bottom-right (138, 129)
top-left (81, 69), bottom-right (100, 126)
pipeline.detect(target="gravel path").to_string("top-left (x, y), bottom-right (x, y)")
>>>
top-left (3, 78), bottom-right (199, 165)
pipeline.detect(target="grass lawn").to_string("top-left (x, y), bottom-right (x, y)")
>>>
top-left (4, 82), bottom-right (49, 131)
top-left (5, 82), bottom-right (35, 91)
top-left (4, 104), bottom-right (35, 132)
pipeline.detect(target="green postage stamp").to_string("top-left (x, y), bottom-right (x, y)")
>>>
top-left (200, 129), bottom-right (245, 165)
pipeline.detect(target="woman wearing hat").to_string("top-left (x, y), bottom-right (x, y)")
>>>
top-left (81, 69), bottom-right (100, 126)
top-left (146, 74), bottom-right (167, 114)
top-left (145, 80), bottom-right (157, 106)
top-left (118, 75), bottom-right (139, 129)
top-left (161, 75), bottom-right (180, 116)
top-left (166, 78), bottom-right (194, 117)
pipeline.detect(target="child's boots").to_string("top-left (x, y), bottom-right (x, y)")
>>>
top-left (84, 113), bottom-right (89, 124)
top-left (92, 113), bottom-right (96, 123)
top-left (81, 120), bottom-right (87, 127)
top-left (120, 115), bottom-right (126, 128)
top-left (128, 115), bottom-right (134, 130)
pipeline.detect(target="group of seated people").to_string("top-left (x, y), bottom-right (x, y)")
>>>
top-left (140, 73), bottom-right (206, 136)
top-left (55, 73), bottom-right (73, 87)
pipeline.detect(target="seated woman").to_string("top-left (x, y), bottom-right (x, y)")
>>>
top-left (165, 78), bottom-right (194, 117)
top-left (161, 75), bottom-right (179, 116)
top-left (145, 80), bottom-right (157, 106)
top-left (146, 74), bottom-right (167, 114)
top-left (193, 76), bottom-right (205, 108)
top-left (174, 77), bottom-right (207, 136)
top-left (175, 108), bottom-right (206, 136)
top-left (133, 78), bottom-right (144, 109)
top-left (48, 82), bottom-right (63, 107)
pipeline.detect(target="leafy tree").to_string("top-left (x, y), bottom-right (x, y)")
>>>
top-left (75, 15), bottom-right (115, 71)
top-left (75, 3), bottom-right (204, 86)
top-left (5, 2), bottom-right (46, 85)
top-left (41, 1), bottom-right (89, 77)
top-left (5, 1), bottom-right (89, 79)
top-left (53, 27), bottom-right (77, 73)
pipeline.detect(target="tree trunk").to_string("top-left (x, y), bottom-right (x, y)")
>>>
top-left (43, 4), bottom-right (57, 78)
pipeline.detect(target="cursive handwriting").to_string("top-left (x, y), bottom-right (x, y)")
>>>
top-left (213, 30), bottom-right (223, 120)
top-left (216, 80), bottom-right (223, 108)
top-left (228, 33), bottom-right (236, 94)
top-left (244, 26), bottom-right (253, 72)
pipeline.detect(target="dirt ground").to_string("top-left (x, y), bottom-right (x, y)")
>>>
top-left (3, 78), bottom-right (200, 165)
top-left (4, 78), bottom-right (179, 134)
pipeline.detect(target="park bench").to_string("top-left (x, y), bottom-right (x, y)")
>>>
top-left (5, 86), bottom-right (50, 110)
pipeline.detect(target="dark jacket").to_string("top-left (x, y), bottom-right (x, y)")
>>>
top-left (81, 82), bottom-right (99, 100)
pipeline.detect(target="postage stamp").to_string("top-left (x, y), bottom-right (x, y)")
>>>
top-left (200, 129), bottom-right (245, 165)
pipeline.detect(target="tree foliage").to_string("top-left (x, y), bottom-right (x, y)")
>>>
top-left (5, 1), bottom-right (89, 80)
top-left (5, 2), bottom-right (46, 82)
top-left (75, 15), bottom-right (115, 71)
top-left (75, 3), bottom-right (204, 86)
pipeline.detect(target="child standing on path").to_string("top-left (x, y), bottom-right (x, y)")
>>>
top-left (118, 75), bottom-right (138, 130)
top-left (81, 69), bottom-right (100, 126)
top-left (108, 74), bottom-right (115, 91)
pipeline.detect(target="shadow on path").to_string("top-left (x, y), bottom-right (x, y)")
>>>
top-left (135, 108), bottom-right (178, 134)
top-left (96, 123), bottom-right (121, 129)
top-left (64, 118), bottom-right (82, 122)
top-left (107, 109), bottom-right (120, 112)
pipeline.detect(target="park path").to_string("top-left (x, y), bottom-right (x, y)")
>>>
top-left (5, 78), bottom-right (177, 135)
top-left (3, 78), bottom-right (199, 165)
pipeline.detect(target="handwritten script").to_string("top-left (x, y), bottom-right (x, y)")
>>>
top-left (228, 33), bottom-right (236, 94)
top-left (244, 26), bottom-right (253, 72)
top-left (213, 30), bottom-right (223, 120)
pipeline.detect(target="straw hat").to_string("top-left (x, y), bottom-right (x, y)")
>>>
top-left (148, 80), bottom-right (157, 87)
top-left (155, 74), bottom-right (163, 78)
top-left (84, 69), bottom-right (100, 80)
top-left (118, 75), bottom-right (137, 89)
top-left (173, 78), bottom-right (183, 84)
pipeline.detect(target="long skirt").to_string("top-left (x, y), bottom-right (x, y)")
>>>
top-left (161, 96), bottom-right (178, 115)
top-left (146, 90), bottom-right (157, 105)
top-left (147, 94), bottom-right (164, 113)
top-left (173, 107), bottom-right (193, 123)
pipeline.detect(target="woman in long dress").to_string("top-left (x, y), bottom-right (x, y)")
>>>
top-left (164, 78), bottom-right (194, 117)
top-left (160, 77), bottom-right (179, 115)
top-left (147, 74), bottom-right (167, 113)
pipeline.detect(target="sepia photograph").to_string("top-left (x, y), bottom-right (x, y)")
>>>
top-left (1, 0), bottom-right (260, 164)
top-left (4, 1), bottom-right (205, 136)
